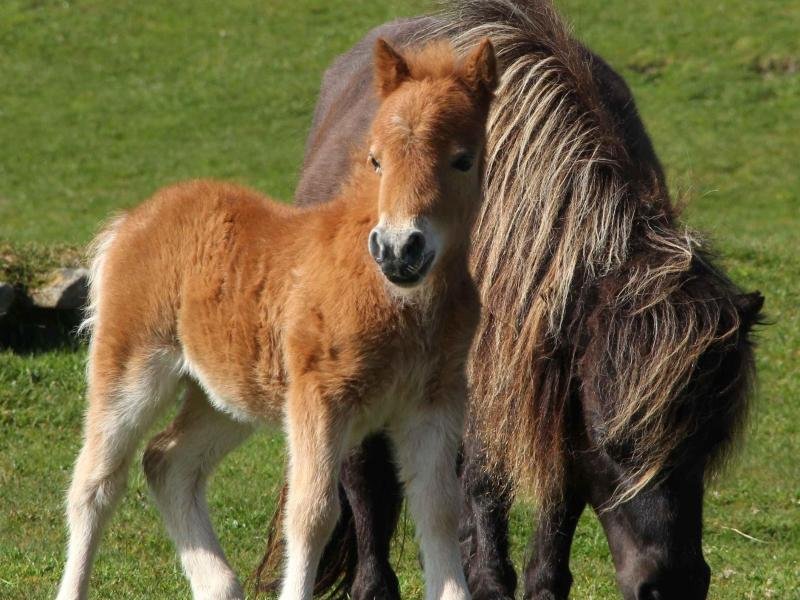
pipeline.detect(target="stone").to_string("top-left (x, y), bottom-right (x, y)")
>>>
top-left (31, 268), bottom-right (90, 310)
top-left (0, 282), bottom-right (14, 316)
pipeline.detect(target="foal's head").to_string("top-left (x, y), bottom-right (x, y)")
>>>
top-left (366, 38), bottom-right (497, 289)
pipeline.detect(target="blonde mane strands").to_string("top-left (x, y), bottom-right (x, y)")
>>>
top-left (420, 0), bottom-right (749, 507)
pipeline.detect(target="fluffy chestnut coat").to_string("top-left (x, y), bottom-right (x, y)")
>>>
top-left (56, 39), bottom-right (497, 600)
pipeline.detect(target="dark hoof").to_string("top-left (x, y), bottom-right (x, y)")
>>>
top-left (524, 592), bottom-right (565, 600)
top-left (466, 563), bottom-right (517, 600)
top-left (468, 572), bottom-right (516, 600)
top-left (523, 574), bottom-right (572, 600)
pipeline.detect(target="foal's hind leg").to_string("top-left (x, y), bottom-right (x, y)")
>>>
top-left (57, 351), bottom-right (180, 600)
top-left (389, 400), bottom-right (469, 600)
top-left (143, 381), bottom-right (253, 600)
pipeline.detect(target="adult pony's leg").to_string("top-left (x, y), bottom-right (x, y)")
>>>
top-left (57, 350), bottom-right (181, 600)
top-left (459, 437), bottom-right (517, 600)
top-left (389, 402), bottom-right (469, 600)
top-left (522, 488), bottom-right (585, 600)
top-left (143, 381), bottom-right (253, 600)
top-left (280, 390), bottom-right (350, 600)
top-left (339, 433), bottom-right (403, 600)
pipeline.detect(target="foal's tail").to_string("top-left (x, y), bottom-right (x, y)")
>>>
top-left (250, 481), bottom-right (359, 599)
top-left (78, 213), bottom-right (128, 338)
top-left (314, 496), bottom-right (361, 598)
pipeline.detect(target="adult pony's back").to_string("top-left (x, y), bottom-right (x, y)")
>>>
top-left (286, 1), bottom-right (763, 598)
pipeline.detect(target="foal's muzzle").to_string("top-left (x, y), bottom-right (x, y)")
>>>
top-left (368, 227), bottom-right (435, 287)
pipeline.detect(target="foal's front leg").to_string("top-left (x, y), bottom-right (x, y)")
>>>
top-left (280, 388), bottom-right (350, 600)
top-left (389, 398), bottom-right (470, 600)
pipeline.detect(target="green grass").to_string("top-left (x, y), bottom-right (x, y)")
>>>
top-left (1, 0), bottom-right (798, 598)
top-left (0, 242), bottom-right (83, 288)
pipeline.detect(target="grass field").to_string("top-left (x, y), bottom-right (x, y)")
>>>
top-left (1, 0), bottom-right (798, 598)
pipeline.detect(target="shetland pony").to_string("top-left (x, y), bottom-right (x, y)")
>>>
top-left (271, 2), bottom-right (764, 599)
top-left (56, 38), bottom-right (497, 600)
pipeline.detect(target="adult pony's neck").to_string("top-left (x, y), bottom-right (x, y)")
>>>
top-left (419, 0), bottom-right (752, 506)
top-left (425, 0), bottom-right (674, 339)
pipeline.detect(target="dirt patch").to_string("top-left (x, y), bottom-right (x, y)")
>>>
top-left (751, 55), bottom-right (800, 78)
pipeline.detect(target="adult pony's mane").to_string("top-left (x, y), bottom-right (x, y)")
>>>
top-left (419, 0), bottom-right (754, 505)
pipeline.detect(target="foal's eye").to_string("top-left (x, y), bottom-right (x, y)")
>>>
top-left (369, 153), bottom-right (382, 174)
top-left (451, 153), bottom-right (474, 172)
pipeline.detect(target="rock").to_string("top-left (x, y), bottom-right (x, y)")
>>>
top-left (0, 282), bottom-right (14, 316)
top-left (31, 268), bottom-right (90, 310)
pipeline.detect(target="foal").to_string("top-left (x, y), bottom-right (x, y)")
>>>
top-left (56, 38), bottom-right (496, 600)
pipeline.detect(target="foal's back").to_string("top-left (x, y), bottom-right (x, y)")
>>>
top-left (88, 176), bottom-right (425, 420)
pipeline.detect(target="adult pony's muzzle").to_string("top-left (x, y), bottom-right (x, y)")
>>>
top-left (368, 226), bottom-right (435, 287)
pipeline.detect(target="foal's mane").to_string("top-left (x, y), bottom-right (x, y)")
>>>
top-left (419, 0), bottom-right (754, 506)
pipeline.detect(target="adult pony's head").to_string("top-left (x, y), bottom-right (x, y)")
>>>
top-left (366, 38), bottom-right (496, 289)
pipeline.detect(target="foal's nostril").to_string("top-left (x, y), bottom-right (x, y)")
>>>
top-left (400, 231), bottom-right (425, 266)
top-left (370, 228), bottom-right (432, 285)
top-left (369, 230), bottom-right (384, 263)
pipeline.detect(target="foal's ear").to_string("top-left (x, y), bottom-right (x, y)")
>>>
top-left (374, 38), bottom-right (411, 98)
top-left (463, 38), bottom-right (498, 98)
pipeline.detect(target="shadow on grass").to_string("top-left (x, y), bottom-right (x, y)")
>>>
top-left (0, 302), bottom-right (85, 355)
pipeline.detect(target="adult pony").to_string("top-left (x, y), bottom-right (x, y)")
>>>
top-left (56, 39), bottom-right (498, 600)
top-left (273, 1), bottom-right (763, 599)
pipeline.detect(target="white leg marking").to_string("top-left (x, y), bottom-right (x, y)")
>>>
top-left (57, 351), bottom-right (180, 600)
top-left (144, 382), bottom-right (252, 600)
top-left (389, 403), bottom-right (470, 600)
top-left (278, 399), bottom-right (350, 600)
